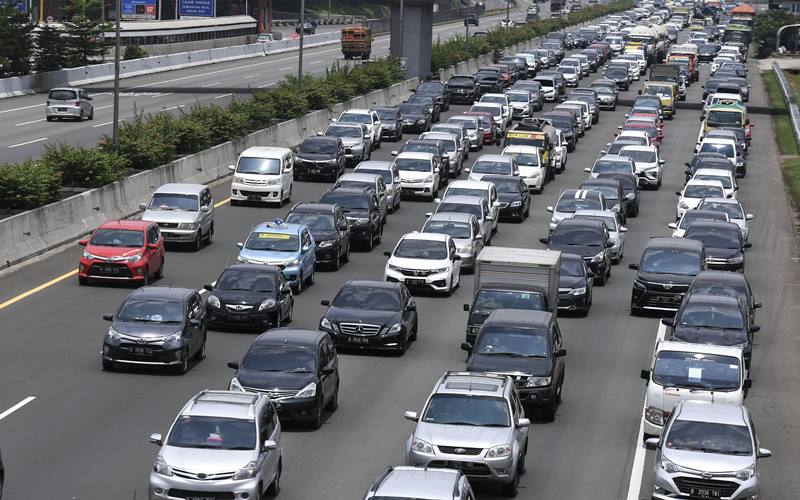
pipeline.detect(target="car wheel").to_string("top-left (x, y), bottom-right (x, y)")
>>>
top-left (46, 116), bottom-right (53, 122)
top-left (304, 267), bottom-right (315, 286)
top-left (194, 333), bottom-right (207, 360)
top-left (88, 108), bottom-right (94, 120)
top-left (343, 243), bottom-right (351, 263)
top-left (500, 469), bottom-right (519, 497)
top-left (283, 302), bottom-right (294, 325)
top-left (294, 274), bottom-right (303, 294)
top-left (175, 348), bottom-right (189, 375)
top-left (332, 246), bottom-right (341, 270)
top-left (410, 320), bottom-right (418, 341)
top-left (141, 267), bottom-right (150, 286)
top-left (154, 260), bottom-right (164, 280)
top-left (309, 398), bottom-right (324, 429)
top-left (79, 276), bottom-right (89, 286)
top-left (102, 359), bottom-right (114, 371)
top-left (326, 382), bottom-right (339, 411)
top-left (375, 224), bottom-right (383, 244)
top-left (519, 445), bottom-right (528, 475)
top-left (77, 111), bottom-right (83, 122)
top-left (539, 401), bottom-right (557, 422)
top-left (366, 229), bottom-right (374, 250)
top-left (267, 461), bottom-right (282, 497)
top-left (192, 231), bottom-right (202, 252)
top-left (205, 223), bottom-right (214, 244)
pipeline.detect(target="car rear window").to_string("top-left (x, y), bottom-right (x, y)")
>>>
top-left (49, 90), bottom-right (77, 100)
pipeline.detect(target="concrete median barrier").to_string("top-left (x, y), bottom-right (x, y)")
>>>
top-left (0, 78), bottom-right (418, 269)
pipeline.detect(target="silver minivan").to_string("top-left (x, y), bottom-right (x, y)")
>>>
top-left (364, 466), bottom-right (476, 500)
top-left (335, 172), bottom-right (389, 223)
top-left (355, 160), bottom-right (402, 213)
top-left (148, 391), bottom-right (282, 500)
top-left (141, 183), bottom-right (215, 251)
top-left (46, 87), bottom-right (94, 121)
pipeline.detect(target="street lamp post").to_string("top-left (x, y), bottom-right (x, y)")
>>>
top-left (399, 0), bottom-right (404, 56)
top-left (506, 0), bottom-right (510, 30)
top-left (112, 0), bottom-right (122, 151)
top-left (298, 0), bottom-right (304, 91)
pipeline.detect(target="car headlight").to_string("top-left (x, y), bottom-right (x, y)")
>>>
top-left (510, 201), bottom-right (522, 207)
top-left (318, 239), bottom-right (336, 248)
top-left (645, 406), bottom-right (664, 426)
top-left (266, 178), bottom-right (281, 185)
top-left (387, 323), bottom-right (402, 334)
top-left (423, 175), bottom-right (433, 183)
top-left (354, 218), bottom-right (369, 225)
top-left (727, 255), bottom-right (744, 264)
top-left (352, 144), bottom-right (364, 152)
top-left (229, 377), bottom-right (245, 392)
top-left (320, 317), bottom-right (334, 331)
top-left (431, 267), bottom-right (449, 274)
top-left (735, 465), bottom-right (755, 481)
top-left (233, 461), bottom-right (259, 481)
top-left (128, 253), bottom-right (143, 263)
top-left (411, 438), bottom-right (434, 454)
top-left (415, 119), bottom-right (425, 124)
top-left (163, 332), bottom-right (182, 345)
top-left (487, 444), bottom-right (513, 458)
top-left (153, 455), bottom-right (173, 476)
top-left (387, 263), bottom-right (401, 272)
top-left (296, 382), bottom-right (317, 399)
top-left (259, 298), bottom-right (276, 311)
top-left (180, 222), bottom-right (199, 230)
top-left (289, 258), bottom-right (301, 267)
top-left (633, 279), bottom-right (647, 291)
top-left (82, 251), bottom-right (96, 260)
top-left (660, 455), bottom-right (679, 474)
top-left (207, 295), bottom-right (221, 309)
top-left (591, 252), bottom-right (605, 263)
top-left (678, 201), bottom-right (689, 209)
top-left (526, 376), bottom-right (551, 387)
top-left (460, 243), bottom-right (473, 253)
top-left (237, 256), bottom-right (246, 263)
top-left (106, 327), bottom-right (122, 344)
top-left (570, 287), bottom-right (586, 295)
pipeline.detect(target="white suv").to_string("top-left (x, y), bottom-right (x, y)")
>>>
top-left (148, 391), bottom-right (281, 500)
top-left (394, 152), bottom-right (440, 201)
top-left (230, 147), bottom-right (293, 206)
top-left (337, 108), bottom-right (382, 150)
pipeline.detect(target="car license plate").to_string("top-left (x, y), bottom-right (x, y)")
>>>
top-left (186, 496), bottom-right (216, 500)
top-left (229, 313), bottom-right (248, 322)
top-left (248, 195), bottom-right (262, 201)
top-left (444, 460), bottom-right (466, 469)
top-left (132, 347), bottom-right (153, 355)
top-left (100, 266), bottom-right (120, 274)
top-left (307, 168), bottom-right (319, 174)
top-left (689, 488), bottom-right (722, 498)
top-left (58, 108), bottom-right (68, 112)
top-left (406, 278), bottom-right (426, 285)
top-left (346, 336), bottom-right (370, 344)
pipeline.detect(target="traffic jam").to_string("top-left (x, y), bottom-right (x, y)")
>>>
top-left (63, 0), bottom-right (770, 499)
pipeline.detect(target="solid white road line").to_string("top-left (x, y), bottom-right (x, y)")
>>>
top-left (625, 320), bottom-right (667, 500)
top-left (93, 119), bottom-right (123, 128)
top-left (16, 118), bottom-right (45, 126)
top-left (214, 93), bottom-right (233, 99)
top-left (243, 73), bottom-right (260, 79)
top-left (8, 137), bottom-right (48, 148)
top-left (0, 103), bottom-right (44, 115)
top-left (201, 81), bottom-right (222, 87)
top-left (0, 396), bottom-right (36, 422)
top-left (257, 83), bottom-right (274, 89)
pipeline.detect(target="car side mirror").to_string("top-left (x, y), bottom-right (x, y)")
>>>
top-left (539, 237), bottom-right (549, 245)
top-left (640, 369), bottom-right (650, 381)
top-left (228, 164), bottom-right (235, 171)
top-left (102, 314), bottom-right (113, 321)
top-left (404, 411), bottom-right (419, 422)
top-left (322, 366), bottom-right (336, 375)
top-left (320, 299), bottom-right (331, 306)
top-left (78, 238), bottom-right (89, 246)
top-left (555, 348), bottom-right (566, 357)
top-left (661, 318), bottom-right (674, 327)
top-left (546, 206), bottom-right (554, 213)
top-left (743, 379), bottom-right (752, 389)
top-left (516, 418), bottom-right (531, 428)
top-left (751, 325), bottom-right (761, 333)
top-left (149, 433), bottom-right (163, 446)
top-left (667, 222), bottom-right (678, 230)
top-left (227, 361), bottom-right (240, 370)
top-left (188, 319), bottom-right (201, 327)
top-left (744, 242), bottom-right (752, 249)
top-left (628, 263), bottom-right (639, 270)
top-left (600, 150), bottom-right (607, 155)
top-left (659, 160), bottom-right (665, 165)
top-left (139, 202), bottom-right (147, 210)
top-left (745, 214), bottom-right (753, 221)
top-left (262, 439), bottom-right (278, 452)
top-left (684, 170), bottom-right (691, 176)
top-left (424, 212), bottom-right (433, 218)
top-left (203, 284), bottom-right (213, 291)
top-left (406, 303), bottom-right (416, 312)
top-left (644, 437), bottom-right (659, 450)
top-left (757, 448), bottom-right (772, 459)
top-left (754, 302), bottom-right (763, 309)
top-left (620, 226), bottom-right (628, 233)
top-left (147, 243), bottom-right (159, 250)
top-left (461, 342), bottom-right (472, 352)
top-left (453, 255), bottom-right (461, 261)
top-left (236, 242), bottom-right (244, 248)
top-left (463, 303), bottom-right (471, 312)
top-left (584, 167), bottom-right (591, 173)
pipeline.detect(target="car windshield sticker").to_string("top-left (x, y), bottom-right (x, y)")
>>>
top-left (687, 367), bottom-right (702, 380)
top-left (257, 233), bottom-right (291, 239)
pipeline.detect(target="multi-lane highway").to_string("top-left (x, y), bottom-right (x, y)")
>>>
top-left (1, 11), bottom-right (799, 500)
top-left (0, 6), bottom-right (527, 165)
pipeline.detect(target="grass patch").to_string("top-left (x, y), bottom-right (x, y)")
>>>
top-left (783, 158), bottom-right (800, 211)
top-left (788, 70), bottom-right (800, 101)
top-left (762, 70), bottom-right (799, 156)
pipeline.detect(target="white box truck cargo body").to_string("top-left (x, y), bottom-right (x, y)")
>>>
top-left (474, 247), bottom-right (561, 312)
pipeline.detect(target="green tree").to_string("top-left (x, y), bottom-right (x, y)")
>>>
top-left (0, 3), bottom-right (34, 77)
top-left (63, 0), bottom-right (103, 21)
top-left (753, 10), bottom-right (798, 58)
top-left (64, 15), bottom-right (111, 67)
top-left (33, 22), bottom-right (67, 73)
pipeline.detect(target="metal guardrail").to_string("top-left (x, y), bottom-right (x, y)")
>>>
top-left (772, 61), bottom-right (800, 150)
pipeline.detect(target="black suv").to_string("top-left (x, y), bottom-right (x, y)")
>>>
top-left (285, 202), bottom-right (351, 269)
top-left (448, 74), bottom-right (480, 104)
top-left (686, 270), bottom-right (761, 328)
top-left (294, 135), bottom-right (345, 182)
top-left (629, 237), bottom-right (706, 315)
top-left (398, 102), bottom-right (432, 133)
top-left (684, 221), bottom-right (748, 272)
top-left (204, 264), bottom-right (294, 330)
top-left (406, 94), bottom-right (440, 122)
top-left (101, 287), bottom-right (207, 374)
top-left (319, 280), bottom-right (419, 353)
top-left (474, 68), bottom-right (503, 94)
top-left (372, 106), bottom-right (403, 142)
top-left (415, 80), bottom-right (451, 111)
top-left (542, 218), bottom-right (612, 285)
top-left (227, 329), bottom-right (339, 429)
top-left (462, 309), bottom-right (566, 421)
top-left (580, 177), bottom-right (629, 225)
top-left (557, 252), bottom-right (594, 315)
top-left (319, 187), bottom-right (383, 249)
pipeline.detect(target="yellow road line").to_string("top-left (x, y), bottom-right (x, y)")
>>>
top-left (0, 270), bottom-right (77, 311)
top-left (214, 197), bottom-right (230, 208)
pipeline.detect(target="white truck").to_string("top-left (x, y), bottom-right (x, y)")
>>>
top-left (463, 247), bottom-right (561, 343)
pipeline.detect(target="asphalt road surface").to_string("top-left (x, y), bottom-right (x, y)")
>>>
top-left (0, 16), bottom-right (798, 500)
top-left (0, 5), bottom-right (532, 165)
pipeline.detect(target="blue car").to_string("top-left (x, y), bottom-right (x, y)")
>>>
top-left (236, 220), bottom-right (316, 293)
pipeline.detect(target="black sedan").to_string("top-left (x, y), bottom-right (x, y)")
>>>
top-left (483, 174), bottom-right (530, 222)
top-left (542, 218), bottom-right (612, 285)
top-left (397, 103), bottom-right (431, 133)
top-left (557, 252), bottom-right (594, 315)
top-left (101, 287), bottom-right (207, 374)
top-left (597, 172), bottom-right (640, 217)
top-left (204, 264), bottom-right (294, 330)
top-left (319, 280), bottom-right (418, 353)
top-left (286, 202), bottom-right (351, 269)
top-left (372, 106), bottom-right (403, 142)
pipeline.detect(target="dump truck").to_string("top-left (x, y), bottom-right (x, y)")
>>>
top-left (341, 26), bottom-right (372, 60)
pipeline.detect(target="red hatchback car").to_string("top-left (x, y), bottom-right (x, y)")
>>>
top-left (78, 220), bottom-right (165, 285)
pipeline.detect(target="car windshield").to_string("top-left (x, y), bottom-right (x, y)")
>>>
top-left (217, 270), bottom-right (275, 292)
top-left (445, 187), bottom-right (486, 199)
top-left (449, 76), bottom-right (474, 87)
top-left (700, 142), bottom-right (735, 158)
top-left (237, 156), bottom-right (281, 175)
top-left (481, 96), bottom-right (506, 105)
top-left (684, 185), bottom-right (724, 198)
top-left (374, 109), bottom-right (397, 120)
top-left (422, 394), bottom-right (510, 427)
top-left (507, 93), bottom-right (529, 102)
top-left (326, 126), bottom-right (362, 138)
top-left (686, 228), bottom-right (740, 249)
top-left (49, 89), bottom-right (77, 100)
top-left (423, 220), bottom-right (472, 239)
top-left (606, 142), bottom-right (634, 155)
top-left (619, 150), bottom-right (656, 163)
top-left (285, 212), bottom-right (335, 231)
top-left (245, 231), bottom-right (299, 252)
top-left (491, 177), bottom-right (522, 194)
top-left (508, 152), bottom-right (539, 166)
top-left (398, 104), bottom-right (426, 115)
top-left (665, 420), bottom-right (752, 456)
top-left (357, 168), bottom-right (392, 183)
top-left (560, 66), bottom-right (578, 74)
top-left (418, 81), bottom-right (444, 93)
top-left (395, 158), bottom-right (432, 172)
top-left (551, 227), bottom-right (603, 246)
top-left (242, 345), bottom-right (316, 373)
top-left (471, 105), bottom-right (500, 116)
top-left (339, 113), bottom-right (371, 125)
top-left (320, 191), bottom-right (369, 210)
top-left (425, 137), bottom-right (455, 152)
top-left (476, 328), bottom-right (549, 357)
top-left (593, 159), bottom-right (631, 174)
top-left (643, 85), bottom-right (672, 96)
top-left (535, 78), bottom-right (555, 87)
top-left (679, 302), bottom-right (745, 329)
top-left (695, 174), bottom-right (732, 189)
top-left (472, 160), bottom-right (512, 175)
top-left (167, 416), bottom-right (255, 450)
top-left (560, 258), bottom-right (584, 277)
top-left (438, 202), bottom-right (480, 217)
top-left (707, 110), bottom-right (742, 127)
top-left (90, 228), bottom-right (144, 248)
top-left (118, 298), bottom-right (184, 323)
top-left (700, 201), bottom-right (744, 219)
top-left (641, 248), bottom-right (701, 276)
top-left (653, 351), bottom-right (742, 391)
top-left (449, 118), bottom-right (478, 130)
top-left (149, 193), bottom-right (199, 211)
top-left (556, 197), bottom-right (602, 213)
top-left (332, 285), bottom-right (401, 311)
top-left (606, 67), bottom-right (628, 77)
top-left (299, 140), bottom-right (337, 155)
top-left (393, 239), bottom-right (448, 260)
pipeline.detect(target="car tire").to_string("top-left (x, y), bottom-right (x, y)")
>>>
top-left (410, 321), bottom-right (418, 341)
top-left (326, 382), bottom-right (339, 412)
top-left (343, 243), bottom-right (351, 263)
top-left (332, 247), bottom-right (341, 270)
top-left (79, 276), bottom-right (89, 286)
top-left (194, 333), bottom-right (207, 360)
top-left (155, 260), bottom-right (164, 280)
top-left (46, 116), bottom-right (53, 122)
top-left (231, 199), bottom-right (240, 206)
top-left (293, 273), bottom-right (303, 294)
top-left (88, 109), bottom-right (94, 120)
top-left (141, 267), bottom-right (150, 286)
top-left (267, 462), bottom-right (282, 497)
top-left (283, 302), bottom-right (293, 325)
top-left (192, 231), bottom-right (202, 252)
top-left (375, 224), bottom-right (383, 244)
top-left (519, 444), bottom-right (528, 475)
top-left (500, 470), bottom-right (519, 497)
top-left (366, 229), bottom-right (374, 250)
top-left (175, 348), bottom-right (189, 375)
top-left (304, 267), bottom-right (315, 286)
top-left (309, 398), bottom-right (324, 429)
top-left (76, 111), bottom-right (83, 122)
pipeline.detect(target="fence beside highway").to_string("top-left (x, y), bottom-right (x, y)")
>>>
top-left (772, 61), bottom-right (800, 149)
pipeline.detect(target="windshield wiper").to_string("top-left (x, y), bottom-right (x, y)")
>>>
top-left (479, 351), bottom-right (547, 358)
top-left (286, 368), bottom-right (311, 373)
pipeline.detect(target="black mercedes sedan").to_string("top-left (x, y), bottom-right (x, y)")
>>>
top-left (101, 286), bottom-right (207, 374)
top-left (204, 264), bottom-right (293, 330)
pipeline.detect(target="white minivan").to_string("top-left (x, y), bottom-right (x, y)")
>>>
top-left (640, 340), bottom-right (750, 439)
top-left (230, 147), bottom-right (294, 206)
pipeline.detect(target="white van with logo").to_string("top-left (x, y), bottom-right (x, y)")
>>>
top-left (640, 340), bottom-right (750, 439)
top-left (230, 147), bottom-right (294, 206)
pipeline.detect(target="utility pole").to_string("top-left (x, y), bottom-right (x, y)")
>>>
top-left (399, 0), bottom-right (404, 56)
top-left (112, 0), bottom-right (121, 151)
top-left (298, 0), bottom-right (304, 91)
top-left (506, 0), bottom-right (510, 30)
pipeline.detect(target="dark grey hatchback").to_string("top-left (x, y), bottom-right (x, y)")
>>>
top-left (101, 287), bottom-right (207, 374)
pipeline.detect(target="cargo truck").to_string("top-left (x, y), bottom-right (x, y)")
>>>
top-left (341, 26), bottom-right (372, 60)
top-left (462, 247), bottom-right (561, 344)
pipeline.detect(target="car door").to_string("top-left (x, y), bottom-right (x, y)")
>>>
top-left (449, 238), bottom-right (461, 283)
top-left (319, 339), bottom-right (337, 403)
top-left (276, 272), bottom-right (291, 315)
top-left (185, 295), bottom-right (204, 354)
top-left (200, 189), bottom-right (214, 236)
top-left (146, 225), bottom-right (163, 271)
top-left (79, 89), bottom-right (91, 114)
top-left (511, 391), bottom-right (528, 454)
top-left (258, 403), bottom-right (280, 484)
top-left (488, 187), bottom-right (499, 230)
top-left (282, 154), bottom-right (293, 194)
top-left (301, 229), bottom-right (315, 276)
top-left (335, 210), bottom-right (350, 251)
top-left (401, 286), bottom-right (417, 332)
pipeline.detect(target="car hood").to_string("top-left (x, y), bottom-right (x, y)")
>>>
top-left (468, 354), bottom-right (552, 377)
top-left (401, 112), bottom-right (426, 120)
top-left (161, 446), bottom-right (253, 474)
top-left (297, 152), bottom-right (337, 162)
top-left (85, 245), bottom-right (143, 259)
top-left (388, 256), bottom-right (449, 270)
top-left (325, 306), bottom-right (400, 326)
top-left (238, 249), bottom-right (298, 265)
top-left (704, 247), bottom-right (741, 259)
top-left (468, 172), bottom-right (490, 181)
top-left (452, 237), bottom-right (474, 251)
top-left (636, 272), bottom-right (696, 286)
top-left (339, 137), bottom-right (363, 147)
top-left (141, 210), bottom-right (198, 224)
top-left (111, 321), bottom-right (182, 338)
top-left (415, 422), bottom-right (511, 449)
top-left (310, 230), bottom-right (338, 244)
top-left (632, 160), bottom-right (658, 171)
top-left (399, 170), bottom-right (433, 181)
top-left (519, 165), bottom-right (544, 176)
top-left (215, 289), bottom-right (276, 306)
top-left (236, 368), bottom-right (316, 391)
top-left (559, 275), bottom-right (587, 289)
top-left (498, 192), bottom-right (522, 203)
top-left (672, 326), bottom-right (748, 347)
top-left (662, 448), bottom-right (753, 474)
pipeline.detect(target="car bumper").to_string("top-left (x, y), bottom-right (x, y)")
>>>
top-left (705, 258), bottom-right (744, 272)
top-left (323, 326), bottom-right (406, 350)
top-left (518, 385), bottom-right (557, 407)
top-left (149, 471), bottom-right (261, 500)
top-left (402, 122), bottom-right (428, 133)
top-left (631, 289), bottom-right (686, 311)
top-left (499, 204), bottom-right (525, 219)
top-left (558, 290), bottom-right (590, 310)
top-left (451, 92), bottom-right (477, 103)
top-left (348, 223), bottom-right (374, 241)
top-left (344, 149), bottom-right (366, 162)
top-left (79, 259), bottom-right (147, 282)
top-left (651, 471), bottom-right (759, 500)
top-left (273, 395), bottom-right (320, 421)
top-left (400, 182), bottom-right (436, 197)
top-left (156, 228), bottom-right (198, 242)
top-left (206, 307), bottom-right (280, 329)
top-left (542, 89), bottom-right (556, 101)
top-left (102, 342), bottom-right (185, 367)
top-left (407, 450), bottom-right (516, 484)
top-left (314, 244), bottom-right (340, 264)
top-left (231, 182), bottom-right (282, 202)
top-left (598, 99), bottom-right (616, 109)
top-left (522, 174), bottom-right (544, 191)
top-left (46, 105), bottom-right (82, 117)
top-left (385, 269), bottom-right (451, 292)
top-left (380, 127), bottom-right (399, 138)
